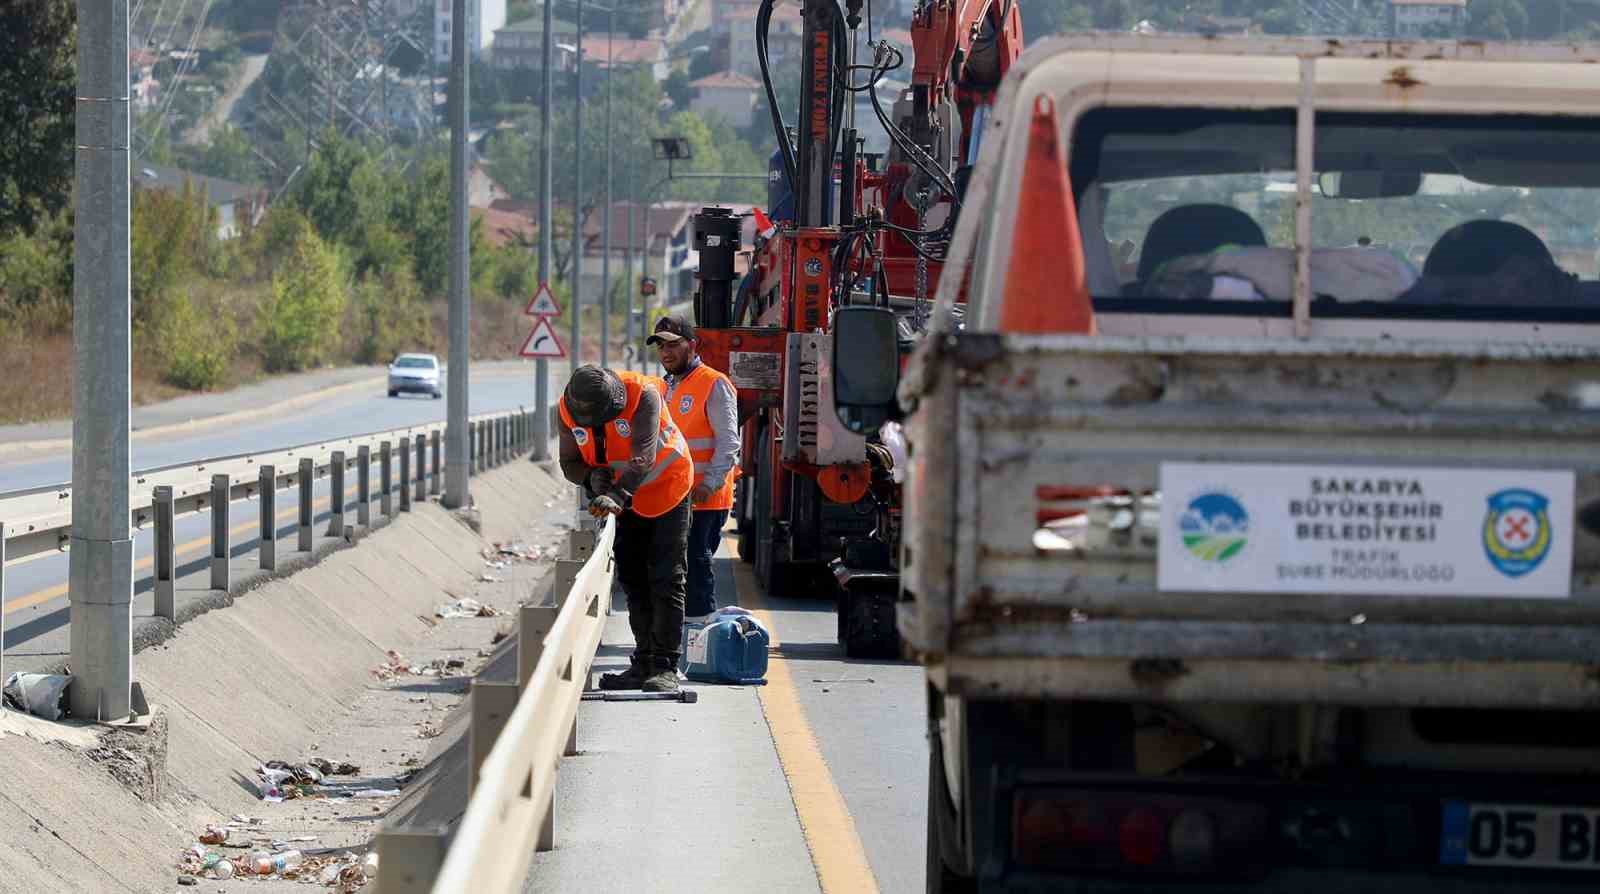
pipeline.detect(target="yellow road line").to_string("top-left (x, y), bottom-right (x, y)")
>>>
top-left (732, 545), bottom-right (880, 894)
top-left (3, 487), bottom-right (364, 616)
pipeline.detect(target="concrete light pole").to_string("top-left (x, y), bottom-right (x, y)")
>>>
top-left (70, 0), bottom-right (135, 721)
top-left (570, 0), bottom-right (585, 369)
top-left (532, 0), bottom-right (557, 460)
top-left (445, 0), bottom-right (473, 508)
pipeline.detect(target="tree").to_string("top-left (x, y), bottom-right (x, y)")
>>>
top-left (0, 0), bottom-right (75, 234)
top-left (131, 181), bottom-right (218, 325)
top-left (192, 125), bottom-right (262, 184)
top-left (261, 226), bottom-right (347, 371)
top-left (665, 70), bottom-right (694, 111)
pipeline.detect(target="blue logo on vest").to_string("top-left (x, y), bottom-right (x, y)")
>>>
top-left (614, 419), bottom-right (631, 438)
top-left (571, 428), bottom-right (588, 446)
top-left (1483, 488), bottom-right (1553, 578)
top-left (680, 394), bottom-right (694, 415)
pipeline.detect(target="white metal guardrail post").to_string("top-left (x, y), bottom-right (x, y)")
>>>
top-left (414, 435), bottom-right (426, 504)
top-left (381, 442), bottom-right (394, 517)
top-left (298, 458), bottom-right (315, 551)
top-left (153, 487), bottom-right (175, 619)
top-left (210, 474), bottom-right (230, 591)
top-left (358, 447), bottom-right (372, 527)
top-left (328, 452), bottom-right (346, 538)
top-left (260, 465), bottom-right (276, 570)
top-left (430, 432), bottom-right (442, 497)
top-left (399, 443), bottom-right (413, 513)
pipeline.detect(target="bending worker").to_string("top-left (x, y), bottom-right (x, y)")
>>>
top-left (558, 364), bottom-right (693, 693)
top-left (648, 315), bottom-right (740, 622)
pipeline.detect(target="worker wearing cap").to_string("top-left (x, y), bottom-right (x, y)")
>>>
top-left (649, 316), bottom-right (740, 622)
top-left (558, 364), bottom-right (694, 692)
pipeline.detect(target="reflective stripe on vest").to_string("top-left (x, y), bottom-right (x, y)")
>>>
top-left (666, 364), bottom-right (738, 511)
top-left (559, 370), bottom-right (693, 518)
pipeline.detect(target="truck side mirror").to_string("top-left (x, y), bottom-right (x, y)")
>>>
top-left (832, 306), bottom-right (900, 434)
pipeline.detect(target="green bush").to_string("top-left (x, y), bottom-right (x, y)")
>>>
top-left (351, 266), bottom-right (430, 364)
top-left (260, 227), bottom-right (347, 371)
top-left (158, 291), bottom-right (235, 389)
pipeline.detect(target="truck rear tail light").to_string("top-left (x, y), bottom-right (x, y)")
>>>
top-left (1118, 807), bottom-right (1167, 866)
top-left (1012, 789), bottom-right (1267, 877)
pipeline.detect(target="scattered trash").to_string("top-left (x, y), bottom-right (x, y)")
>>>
top-left (370, 650), bottom-right (409, 681)
top-left (176, 876), bottom-right (197, 886)
top-left (478, 573), bottom-right (503, 583)
top-left (445, 657), bottom-right (466, 670)
top-left (417, 721), bottom-right (442, 739)
top-left (310, 757), bottom-right (360, 776)
top-left (408, 696), bottom-right (428, 703)
top-left (198, 825), bottom-right (227, 845)
top-left (436, 598), bottom-right (499, 619)
top-left (2, 672), bottom-right (72, 720)
top-left (491, 630), bottom-right (509, 645)
top-left (483, 560), bottom-right (509, 570)
top-left (489, 541), bottom-right (544, 563)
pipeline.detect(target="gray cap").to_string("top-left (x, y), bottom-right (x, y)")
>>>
top-left (564, 365), bottom-right (626, 427)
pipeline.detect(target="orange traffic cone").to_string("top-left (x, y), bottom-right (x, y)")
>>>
top-left (999, 95), bottom-right (1096, 335)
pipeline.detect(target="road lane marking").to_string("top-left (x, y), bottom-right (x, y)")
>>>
top-left (3, 488), bottom-right (366, 616)
top-left (733, 550), bottom-right (880, 894)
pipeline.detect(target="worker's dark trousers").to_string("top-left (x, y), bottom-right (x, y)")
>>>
top-left (615, 496), bottom-right (691, 666)
top-left (685, 508), bottom-right (729, 618)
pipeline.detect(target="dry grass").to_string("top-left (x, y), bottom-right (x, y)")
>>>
top-left (0, 331), bottom-right (196, 426)
top-left (0, 295), bottom-right (533, 428)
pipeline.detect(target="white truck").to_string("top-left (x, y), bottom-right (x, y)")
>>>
top-left (832, 35), bottom-right (1600, 893)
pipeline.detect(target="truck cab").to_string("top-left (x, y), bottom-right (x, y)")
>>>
top-left (835, 35), bottom-right (1600, 893)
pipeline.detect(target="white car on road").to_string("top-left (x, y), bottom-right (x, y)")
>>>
top-left (387, 353), bottom-right (441, 399)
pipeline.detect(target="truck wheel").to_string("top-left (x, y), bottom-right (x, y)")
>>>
top-left (736, 477), bottom-right (755, 564)
top-left (927, 718), bottom-right (976, 894)
top-left (841, 584), bottom-right (900, 659)
top-left (754, 422), bottom-right (782, 595)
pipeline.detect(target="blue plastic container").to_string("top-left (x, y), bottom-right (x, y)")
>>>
top-left (680, 614), bottom-right (770, 684)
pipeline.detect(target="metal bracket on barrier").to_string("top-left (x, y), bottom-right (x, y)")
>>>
top-left (374, 827), bottom-right (451, 894)
top-left (468, 679), bottom-right (519, 796)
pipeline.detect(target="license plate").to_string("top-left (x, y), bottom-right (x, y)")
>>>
top-left (1441, 802), bottom-right (1600, 869)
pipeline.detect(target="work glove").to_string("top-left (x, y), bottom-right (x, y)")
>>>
top-left (588, 495), bottom-right (623, 518)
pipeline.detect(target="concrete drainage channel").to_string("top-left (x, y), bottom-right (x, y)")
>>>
top-left (0, 450), bottom-right (578, 892)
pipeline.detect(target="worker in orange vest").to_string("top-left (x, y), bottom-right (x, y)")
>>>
top-left (649, 316), bottom-right (740, 622)
top-left (558, 364), bottom-right (694, 693)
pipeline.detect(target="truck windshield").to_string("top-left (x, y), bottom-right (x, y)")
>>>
top-left (1078, 107), bottom-right (1600, 321)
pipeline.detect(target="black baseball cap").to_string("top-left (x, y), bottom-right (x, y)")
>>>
top-left (647, 315), bottom-right (696, 346)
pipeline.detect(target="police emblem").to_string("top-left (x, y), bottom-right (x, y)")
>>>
top-left (680, 394), bottom-right (694, 415)
top-left (1483, 488), bottom-right (1553, 578)
top-left (571, 427), bottom-right (588, 446)
top-left (614, 419), bottom-right (631, 438)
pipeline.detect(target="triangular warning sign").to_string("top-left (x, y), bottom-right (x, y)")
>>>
top-left (525, 283), bottom-right (562, 317)
top-left (518, 317), bottom-right (567, 359)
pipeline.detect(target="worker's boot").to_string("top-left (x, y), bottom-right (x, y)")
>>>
top-left (599, 654), bottom-right (649, 690)
top-left (641, 656), bottom-right (681, 694)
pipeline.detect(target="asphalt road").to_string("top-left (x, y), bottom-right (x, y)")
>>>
top-left (0, 364), bottom-right (568, 675)
top-left (524, 536), bottom-right (929, 894)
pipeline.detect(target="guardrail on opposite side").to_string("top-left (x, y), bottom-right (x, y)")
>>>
top-left (0, 406), bottom-right (538, 622)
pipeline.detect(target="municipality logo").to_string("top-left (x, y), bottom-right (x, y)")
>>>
top-left (679, 394), bottom-right (694, 415)
top-left (1179, 492), bottom-right (1250, 563)
top-left (571, 428), bottom-right (588, 446)
top-left (1483, 488), bottom-right (1553, 578)
top-left (614, 419), bottom-right (631, 438)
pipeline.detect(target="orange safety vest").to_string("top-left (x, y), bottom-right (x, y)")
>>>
top-left (666, 364), bottom-right (740, 511)
top-left (558, 370), bottom-right (693, 518)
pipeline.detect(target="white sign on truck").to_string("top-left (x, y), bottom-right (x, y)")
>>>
top-left (1157, 462), bottom-right (1576, 598)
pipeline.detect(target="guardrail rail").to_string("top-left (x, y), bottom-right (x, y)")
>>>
top-left (373, 516), bottom-right (616, 894)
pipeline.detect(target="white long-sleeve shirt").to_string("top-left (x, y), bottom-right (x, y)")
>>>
top-left (665, 358), bottom-right (740, 496)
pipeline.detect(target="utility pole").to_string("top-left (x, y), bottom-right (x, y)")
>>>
top-left (602, 10), bottom-right (613, 369)
top-left (70, 0), bottom-right (134, 721)
top-left (625, 170), bottom-right (636, 371)
top-left (444, 0), bottom-right (472, 508)
top-left (532, 0), bottom-right (556, 460)
top-left (570, 0), bottom-right (584, 369)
